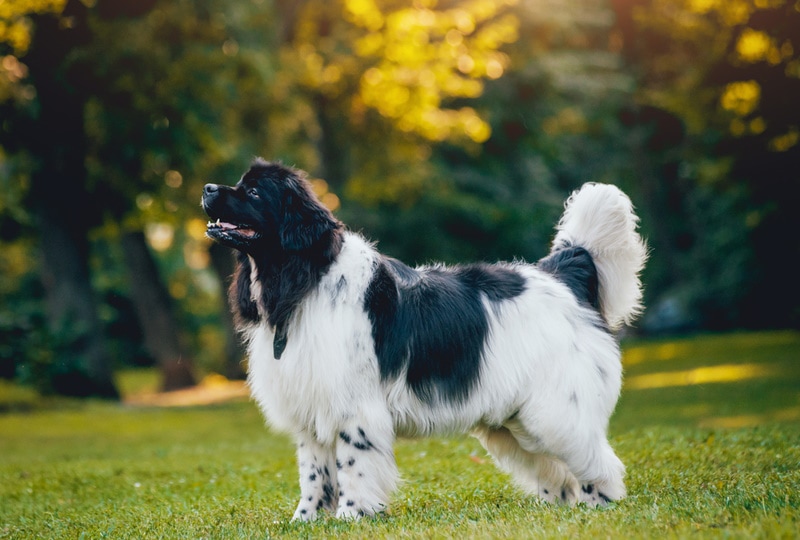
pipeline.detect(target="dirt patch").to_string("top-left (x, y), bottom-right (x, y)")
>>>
top-left (124, 373), bottom-right (250, 407)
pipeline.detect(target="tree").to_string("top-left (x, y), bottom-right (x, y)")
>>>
top-left (1, 0), bottom-right (119, 397)
top-left (611, 0), bottom-right (800, 330)
top-left (1, 0), bottom-right (254, 393)
top-left (339, 0), bottom-right (636, 266)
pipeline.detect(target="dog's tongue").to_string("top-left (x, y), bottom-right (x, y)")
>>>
top-left (217, 221), bottom-right (238, 230)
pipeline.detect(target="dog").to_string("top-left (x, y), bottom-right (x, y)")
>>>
top-left (202, 158), bottom-right (647, 520)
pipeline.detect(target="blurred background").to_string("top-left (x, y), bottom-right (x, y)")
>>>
top-left (0, 0), bottom-right (797, 399)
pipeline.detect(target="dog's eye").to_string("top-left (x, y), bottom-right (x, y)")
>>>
top-left (247, 188), bottom-right (260, 199)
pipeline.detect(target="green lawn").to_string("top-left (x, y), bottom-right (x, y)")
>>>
top-left (1, 331), bottom-right (799, 539)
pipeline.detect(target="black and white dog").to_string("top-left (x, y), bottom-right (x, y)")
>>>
top-left (202, 159), bottom-right (647, 520)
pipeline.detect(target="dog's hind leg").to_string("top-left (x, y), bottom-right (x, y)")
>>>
top-left (292, 435), bottom-right (339, 521)
top-left (569, 436), bottom-right (627, 506)
top-left (503, 412), bottom-right (626, 506)
top-left (472, 425), bottom-right (581, 505)
top-left (334, 405), bottom-right (398, 519)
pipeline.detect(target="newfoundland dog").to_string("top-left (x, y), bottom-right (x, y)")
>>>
top-left (202, 158), bottom-right (647, 520)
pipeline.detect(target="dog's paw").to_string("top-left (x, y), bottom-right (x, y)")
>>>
top-left (291, 507), bottom-right (319, 522)
top-left (335, 500), bottom-right (385, 520)
top-left (579, 480), bottom-right (626, 507)
top-left (579, 484), bottom-right (610, 507)
top-left (537, 476), bottom-right (580, 506)
top-left (292, 495), bottom-right (334, 522)
top-left (335, 507), bottom-right (365, 520)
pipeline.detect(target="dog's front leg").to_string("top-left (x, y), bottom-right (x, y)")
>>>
top-left (334, 413), bottom-right (398, 519)
top-left (291, 436), bottom-right (338, 521)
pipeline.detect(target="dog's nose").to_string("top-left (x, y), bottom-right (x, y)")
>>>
top-left (204, 183), bottom-right (218, 195)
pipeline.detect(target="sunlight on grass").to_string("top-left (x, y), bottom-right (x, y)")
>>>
top-left (124, 373), bottom-right (249, 407)
top-left (613, 330), bottom-right (800, 432)
top-left (625, 362), bottom-right (784, 389)
top-left (114, 369), bottom-right (249, 408)
top-left (623, 330), bottom-right (800, 366)
top-left (698, 406), bottom-right (800, 429)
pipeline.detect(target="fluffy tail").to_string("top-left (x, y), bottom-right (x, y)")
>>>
top-left (551, 182), bottom-right (648, 331)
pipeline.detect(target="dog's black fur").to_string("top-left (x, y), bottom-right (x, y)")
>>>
top-left (364, 258), bottom-right (528, 403)
top-left (204, 159), bottom-right (343, 358)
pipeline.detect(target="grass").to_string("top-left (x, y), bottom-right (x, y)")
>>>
top-left (1, 330), bottom-right (799, 539)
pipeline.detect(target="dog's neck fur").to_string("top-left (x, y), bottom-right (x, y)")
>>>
top-left (230, 228), bottom-right (344, 358)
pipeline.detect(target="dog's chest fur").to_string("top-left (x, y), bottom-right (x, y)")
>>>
top-left (244, 234), bottom-right (384, 444)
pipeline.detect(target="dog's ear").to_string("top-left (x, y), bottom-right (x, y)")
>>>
top-left (279, 178), bottom-right (339, 251)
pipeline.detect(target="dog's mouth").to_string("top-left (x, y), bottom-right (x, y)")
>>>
top-left (206, 218), bottom-right (261, 241)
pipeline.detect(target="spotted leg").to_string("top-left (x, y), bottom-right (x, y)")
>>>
top-left (291, 436), bottom-right (339, 521)
top-left (334, 408), bottom-right (398, 519)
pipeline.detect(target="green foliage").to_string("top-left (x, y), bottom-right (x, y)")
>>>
top-left (615, 0), bottom-right (800, 329)
top-left (1, 0), bottom-right (798, 395)
top-left (341, 0), bottom-right (635, 265)
top-left (1, 331), bottom-right (799, 538)
top-left (0, 0), bottom-right (65, 54)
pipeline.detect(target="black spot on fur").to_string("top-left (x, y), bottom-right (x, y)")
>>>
top-left (309, 473), bottom-right (317, 482)
top-left (596, 364), bottom-right (607, 380)
top-left (538, 244), bottom-right (599, 311)
top-left (364, 257), bottom-right (526, 403)
top-left (339, 431), bottom-right (352, 444)
top-left (334, 275), bottom-right (347, 299)
top-left (347, 500), bottom-right (355, 507)
top-left (347, 457), bottom-right (355, 467)
top-left (582, 484), bottom-right (594, 494)
top-left (322, 482), bottom-right (335, 506)
top-left (273, 327), bottom-right (288, 359)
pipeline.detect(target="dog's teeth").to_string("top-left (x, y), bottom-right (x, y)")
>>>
top-left (216, 218), bottom-right (221, 226)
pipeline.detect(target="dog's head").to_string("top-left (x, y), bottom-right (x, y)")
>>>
top-left (202, 159), bottom-right (341, 255)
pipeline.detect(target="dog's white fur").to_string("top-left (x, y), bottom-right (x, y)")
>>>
top-left (240, 182), bottom-right (646, 520)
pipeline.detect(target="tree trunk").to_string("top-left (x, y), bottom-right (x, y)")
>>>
top-left (121, 231), bottom-right (197, 391)
top-left (25, 0), bottom-right (118, 398)
top-left (37, 213), bottom-right (120, 398)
